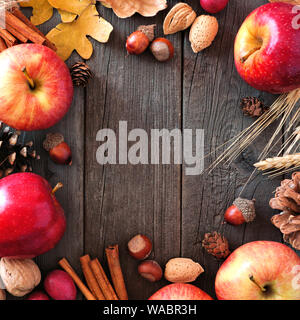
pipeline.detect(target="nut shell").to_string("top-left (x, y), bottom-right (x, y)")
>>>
top-left (0, 258), bottom-right (41, 297)
top-left (164, 258), bottom-right (204, 283)
top-left (138, 260), bottom-right (163, 282)
top-left (128, 234), bottom-right (152, 260)
top-left (189, 15), bottom-right (219, 53)
top-left (163, 2), bottom-right (196, 35)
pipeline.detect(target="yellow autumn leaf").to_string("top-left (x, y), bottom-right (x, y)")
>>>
top-left (58, 10), bottom-right (77, 23)
top-left (48, 0), bottom-right (96, 16)
top-left (20, 0), bottom-right (53, 25)
top-left (47, 5), bottom-right (113, 61)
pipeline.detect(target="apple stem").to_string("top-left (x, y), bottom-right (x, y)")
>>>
top-left (249, 275), bottom-right (266, 292)
top-left (52, 182), bottom-right (63, 195)
top-left (22, 67), bottom-right (35, 90)
top-left (240, 47), bottom-right (261, 63)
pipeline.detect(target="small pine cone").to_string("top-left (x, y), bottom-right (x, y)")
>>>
top-left (202, 232), bottom-right (230, 259)
top-left (70, 62), bottom-right (92, 87)
top-left (241, 97), bottom-right (268, 118)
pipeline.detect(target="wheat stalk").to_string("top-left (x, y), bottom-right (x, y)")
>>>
top-left (254, 153), bottom-right (300, 171)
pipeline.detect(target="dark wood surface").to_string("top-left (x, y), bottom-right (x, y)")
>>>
top-left (18, 0), bottom-right (293, 300)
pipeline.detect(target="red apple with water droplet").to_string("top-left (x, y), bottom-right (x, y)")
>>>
top-left (234, 2), bottom-right (300, 94)
top-left (0, 173), bottom-right (66, 258)
top-left (0, 44), bottom-right (73, 131)
top-left (215, 241), bottom-right (300, 300)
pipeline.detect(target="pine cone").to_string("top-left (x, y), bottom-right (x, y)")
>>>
top-left (202, 232), bottom-right (230, 259)
top-left (270, 172), bottom-right (300, 250)
top-left (241, 97), bottom-right (268, 118)
top-left (70, 62), bottom-right (92, 87)
top-left (0, 124), bottom-right (39, 177)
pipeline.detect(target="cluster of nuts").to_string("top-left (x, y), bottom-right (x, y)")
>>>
top-left (163, 2), bottom-right (219, 53)
top-left (128, 234), bottom-right (204, 284)
top-left (126, 25), bottom-right (174, 62)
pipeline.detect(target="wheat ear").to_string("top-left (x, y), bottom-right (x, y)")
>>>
top-left (254, 153), bottom-right (300, 172)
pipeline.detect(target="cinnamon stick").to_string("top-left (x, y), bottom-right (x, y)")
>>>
top-left (0, 29), bottom-right (17, 47)
top-left (5, 24), bottom-right (28, 43)
top-left (10, 8), bottom-right (56, 51)
top-left (59, 258), bottom-right (96, 301)
top-left (80, 255), bottom-right (106, 300)
top-left (0, 37), bottom-right (7, 52)
top-left (5, 11), bottom-right (45, 45)
top-left (89, 259), bottom-right (118, 300)
top-left (105, 245), bottom-right (128, 300)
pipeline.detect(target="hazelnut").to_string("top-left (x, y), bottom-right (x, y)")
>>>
top-left (128, 234), bottom-right (152, 260)
top-left (0, 258), bottom-right (41, 297)
top-left (126, 31), bottom-right (150, 55)
top-left (150, 38), bottom-right (174, 62)
top-left (138, 260), bottom-right (163, 282)
top-left (164, 258), bottom-right (204, 283)
top-left (0, 289), bottom-right (5, 300)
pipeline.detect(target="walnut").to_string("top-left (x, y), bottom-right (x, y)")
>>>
top-left (0, 289), bottom-right (5, 300)
top-left (0, 258), bottom-right (41, 297)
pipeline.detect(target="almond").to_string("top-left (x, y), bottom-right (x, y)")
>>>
top-left (189, 15), bottom-right (219, 53)
top-left (164, 258), bottom-right (204, 283)
top-left (163, 3), bottom-right (196, 35)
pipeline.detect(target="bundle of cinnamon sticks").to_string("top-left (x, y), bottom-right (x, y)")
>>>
top-left (0, 7), bottom-right (56, 53)
top-left (59, 244), bottom-right (128, 300)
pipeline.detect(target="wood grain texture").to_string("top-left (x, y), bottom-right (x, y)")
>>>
top-left (181, 0), bottom-right (283, 298)
top-left (84, 5), bottom-right (181, 299)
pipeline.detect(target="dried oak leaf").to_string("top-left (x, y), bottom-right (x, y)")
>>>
top-left (20, 0), bottom-right (53, 25)
top-left (99, 0), bottom-right (167, 18)
top-left (48, 0), bottom-right (96, 16)
top-left (47, 5), bottom-right (113, 61)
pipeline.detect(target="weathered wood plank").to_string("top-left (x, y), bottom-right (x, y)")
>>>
top-left (181, 0), bottom-right (283, 298)
top-left (84, 5), bottom-right (182, 299)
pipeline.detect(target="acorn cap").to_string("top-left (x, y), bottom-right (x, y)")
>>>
top-left (137, 24), bottom-right (156, 42)
top-left (233, 197), bottom-right (256, 223)
top-left (43, 133), bottom-right (64, 151)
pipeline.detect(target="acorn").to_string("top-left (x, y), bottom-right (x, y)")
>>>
top-left (224, 198), bottom-right (256, 226)
top-left (43, 133), bottom-right (72, 166)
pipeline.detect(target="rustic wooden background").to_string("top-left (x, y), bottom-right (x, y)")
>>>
top-left (16, 0), bottom-right (298, 300)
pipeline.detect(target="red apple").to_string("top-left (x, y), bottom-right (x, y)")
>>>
top-left (44, 270), bottom-right (77, 300)
top-left (200, 0), bottom-right (229, 14)
top-left (27, 291), bottom-right (50, 300)
top-left (0, 44), bottom-right (73, 131)
top-left (215, 241), bottom-right (300, 300)
top-left (149, 283), bottom-right (213, 300)
top-left (0, 173), bottom-right (66, 258)
top-left (234, 3), bottom-right (300, 94)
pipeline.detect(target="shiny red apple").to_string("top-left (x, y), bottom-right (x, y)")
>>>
top-left (234, 2), bottom-right (300, 94)
top-left (215, 241), bottom-right (300, 300)
top-left (0, 173), bottom-right (66, 258)
top-left (0, 44), bottom-right (73, 131)
top-left (149, 283), bottom-right (213, 300)
top-left (200, 0), bottom-right (229, 14)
